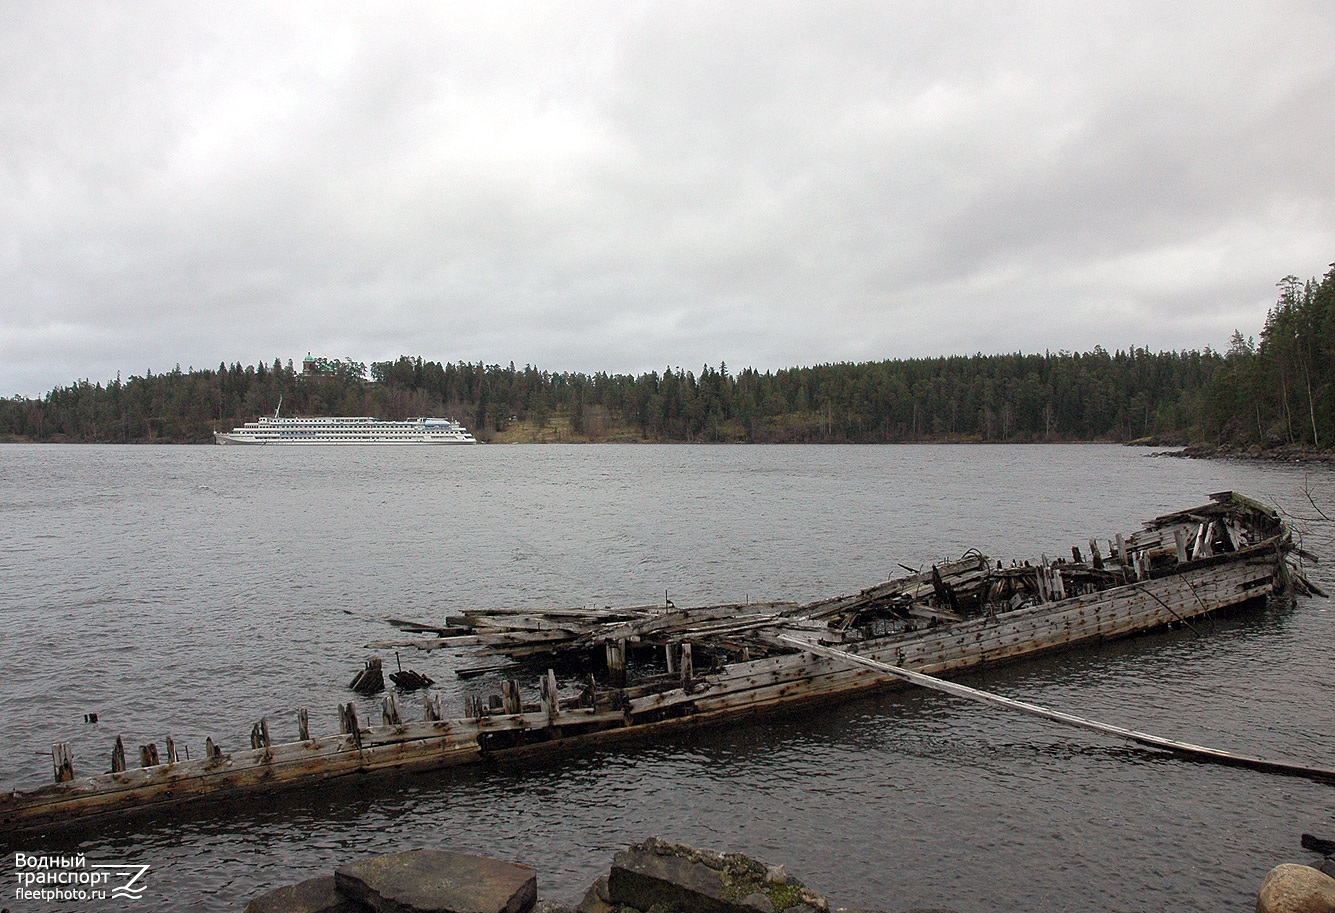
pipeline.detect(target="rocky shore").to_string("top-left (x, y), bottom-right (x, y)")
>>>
top-left (244, 837), bottom-right (1335, 913)
top-left (1168, 443), bottom-right (1335, 462)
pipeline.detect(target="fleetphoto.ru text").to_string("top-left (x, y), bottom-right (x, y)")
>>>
top-left (13, 852), bottom-right (150, 907)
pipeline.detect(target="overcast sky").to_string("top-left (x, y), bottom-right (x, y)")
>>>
top-left (3, 2), bottom-right (1334, 397)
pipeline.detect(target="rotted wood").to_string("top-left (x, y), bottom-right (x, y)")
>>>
top-left (606, 639), bottom-right (627, 687)
top-left (456, 662), bottom-right (514, 680)
top-left (541, 669), bottom-right (560, 718)
top-left (338, 703), bottom-right (361, 749)
top-left (350, 658), bottom-right (385, 695)
top-left (389, 663), bottom-right (434, 690)
top-left (501, 679), bottom-right (522, 715)
top-left (53, 743), bottom-right (75, 783)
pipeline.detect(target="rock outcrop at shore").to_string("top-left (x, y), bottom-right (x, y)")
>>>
top-left (1171, 443), bottom-right (1334, 462)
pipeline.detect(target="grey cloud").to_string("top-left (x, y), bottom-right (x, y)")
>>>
top-left (2, 1), bottom-right (1333, 396)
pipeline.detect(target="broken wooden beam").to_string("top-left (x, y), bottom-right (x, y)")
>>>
top-left (777, 635), bottom-right (1335, 785)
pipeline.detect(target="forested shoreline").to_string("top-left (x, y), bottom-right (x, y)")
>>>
top-left (4, 263), bottom-right (1332, 449)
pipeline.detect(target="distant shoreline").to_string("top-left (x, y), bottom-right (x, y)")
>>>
top-left (5, 432), bottom-right (1332, 460)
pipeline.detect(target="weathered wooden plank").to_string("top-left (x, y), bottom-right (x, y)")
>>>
top-left (577, 603), bottom-right (796, 646)
top-left (52, 743), bottom-right (74, 784)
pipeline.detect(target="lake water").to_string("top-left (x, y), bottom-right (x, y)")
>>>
top-left (1, 444), bottom-right (1332, 912)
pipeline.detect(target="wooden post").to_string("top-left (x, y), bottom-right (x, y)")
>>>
top-left (1072, 545), bottom-right (1083, 565)
top-left (339, 703), bottom-right (361, 740)
top-left (52, 743), bottom-right (74, 783)
top-left (665, 643), bottom-right (677, 674)
top-left (501, 679), bottom-right (522, 715)
top-left (111, 736), bottom-right (126, 773)
top-left (342, 703), bottom-right (363, 749)
top-left (205, 737), bottom-right (224, 761)
top-left (382, 692), bottom-right (401, 726)
top-left (606, 639), bottom-right (627, 687)
top-left (424, 693), bottom-right (442, 722)
top-left (250, 718), bottom-right (270, 750)
top-left (166, 737), bottom-right (179, 764)
top-left (1114, 534), bottom-right (1127, 562)
top-left (680, 642), bottom-right (693, 692)
top-left (297, 708), bottom-right (310, 741)
top-left (542, 669), bottom-right (560, 718)
top-left (1089, 539), bottom-right (1104, 570)
top-left (463, 692), bottom-right (482, 720)
top-left (139, 743), bottom-right (159, 768)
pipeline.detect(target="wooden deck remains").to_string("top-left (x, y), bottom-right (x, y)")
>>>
top-left (2, 491), bottom-right (1323, 831)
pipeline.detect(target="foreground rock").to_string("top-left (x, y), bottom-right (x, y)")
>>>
top-left (334, 849), bottom-right (537, 913)
top-left (1256, 864), bottom-right (1335, 913)
top-left (244, 874), bottom-right (367, 913)
top-left (606, 837), bottom-right (831, 913)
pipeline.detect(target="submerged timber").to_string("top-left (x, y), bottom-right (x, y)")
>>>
top-left (4, 492), bottom-right (1323, 831)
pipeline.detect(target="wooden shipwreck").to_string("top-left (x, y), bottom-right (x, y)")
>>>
top-left (3, 491), bottom-right (1320, 831)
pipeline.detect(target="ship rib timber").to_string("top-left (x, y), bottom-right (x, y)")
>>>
top-left (1, 492), bottom-right (1312, 831)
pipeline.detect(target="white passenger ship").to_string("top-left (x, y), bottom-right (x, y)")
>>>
top-left (214, 413), bottom-right (477, 445)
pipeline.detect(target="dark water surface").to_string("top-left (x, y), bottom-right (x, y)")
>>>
top-left (1, 444), bottom-right (1331, 912)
